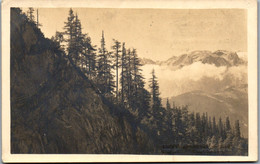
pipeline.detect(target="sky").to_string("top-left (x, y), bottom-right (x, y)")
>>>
top-left (22, 8), bottom-right (247, 61)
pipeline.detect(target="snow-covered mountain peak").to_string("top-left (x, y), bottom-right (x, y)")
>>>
top-left (140, 50), bottom-right (246, 69)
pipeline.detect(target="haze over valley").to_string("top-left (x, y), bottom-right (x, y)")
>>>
top-left (141, 50), bottom-right (248, 136)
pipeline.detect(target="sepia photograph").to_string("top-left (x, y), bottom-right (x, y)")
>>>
top-left (2, 0), bottom-right (258, 162)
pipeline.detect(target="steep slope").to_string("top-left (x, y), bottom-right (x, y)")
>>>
top-left (11, 8), bottom-right (154, 154)
top-left (168, 85), bottom-right (248, 137)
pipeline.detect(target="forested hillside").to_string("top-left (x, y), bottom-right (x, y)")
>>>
top-left (11, 8), bottom-right (154, 154)
top-left (11, 8), bottom-right (248, 155)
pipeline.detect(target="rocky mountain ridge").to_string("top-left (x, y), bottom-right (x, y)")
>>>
top-left (141, 50), bottom-right (246, 69)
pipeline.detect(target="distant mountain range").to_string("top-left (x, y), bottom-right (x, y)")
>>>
top-left (145, 50), bottom-right (248, 137)
top-left (140, 50), bottom-right (246, 69)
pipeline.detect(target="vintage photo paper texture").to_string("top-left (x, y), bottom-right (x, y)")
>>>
top-left (1, 0), bottom-right (258, 162)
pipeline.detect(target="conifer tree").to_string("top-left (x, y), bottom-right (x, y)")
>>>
top-left (195, 112), bottom-right (202, 143)
top-left (208, 116), bottom-right (212, 137)
top-left (218, 117), bottom-right (225, 139)
top-left (111, 39), bottom-right (121, 102)
top-left (97, 31), bottom-right (114, 95)
top-left (225, 117), bottom-right (231, 132)
top-left (63, 9), bottom-right (96, 78)
top-left (51, 31), bottom-right (65, 52)
top-left (131, 49), bottom-right (146, 107)
top-left (36, 9), bottom-right (41, 27)
top-left (63, 9), bottom-right (83, 68)
top-left (135, 79), bottom-right (151, 120)
top-left (212, 116), bottom-right (218, 136)
top-left (107, 51), bottom-right (115, 95)
top-left (120, 42), bottom-right (127, 104)
top-left (234, 120), bottom-right (241, 138)
top-left (148, 69), bottom-right (165, 138)
top-left (189, 112), bottom-right (195, 127)
top-left (126, 48), bottom-right (133, 100)
top-left (52, 31), bottom-right (64, 44)
top-left (132, 49), bottom-right (141, 91)
top-left (205, 113), bottom-right (209, 139)
top-left (87, 42), bottom-right (97, 78)
top-left (181, 106), bottom-right (189, 142)
top-left (64, 8), bottom-right (77, 59)
top-left (172, 101), bottom-right (175, 108)
top-left (166, 98), bottom-right (171, 110)
top-left (149, 69), bottom-right (161, 111)
top-left (131, 49), bottom-right (150, 119)
top-left (73, 13), bottom-right (85, 66)
top-left (201, 113), bottom-right (206, 138)
top-left (172, 108), bottom-right (183, 145)
top-left (27, 7), bottom-right (35, 22)
top-left (81, 35), bottom-right (96, 77)
top-left (119, 48), bottom-right (134, 106)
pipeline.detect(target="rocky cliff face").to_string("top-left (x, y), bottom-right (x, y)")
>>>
top-left (11, 8), bottom-right (154, 154)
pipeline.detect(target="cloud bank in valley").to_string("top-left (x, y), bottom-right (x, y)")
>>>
top-left (142, 62), bottom-right (247, 98)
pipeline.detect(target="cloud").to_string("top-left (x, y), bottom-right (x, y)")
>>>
top-left (141, 62), bottom-right (247, 98)
top-left (237, 52), bottom-right (248, 62)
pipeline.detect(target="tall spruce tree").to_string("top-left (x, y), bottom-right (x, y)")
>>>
top-left (111, 39), bottom-right (121, 102)
top-left (126, 48), bottom-right (133, 100)
top-left (63, 9), bottom-right (96, 78)
top-left (73, 13), bottom-right (85, 66)
top-left (64, 9), bottom-right (74, 45)
top-left (27, 7), bottom-right (35, 22)
top-left (119, 48), bottom-right (134, 106)
top-left (149, 69), bottom-right (164, 137)
top-left (149, 69), bottom-right (161, 111)
top-left (120, 42), bottom-right (127, 104)
top-left (97, 31), bottom-right (114, 95)
top-left (131, 49), bottom-right (144, 107)
top-left (132, 48), bottom-right (141, 93)
top-left (64, 8), bottom-right (76, 58)
top-left (131, 48), bottom-right (150, 119)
